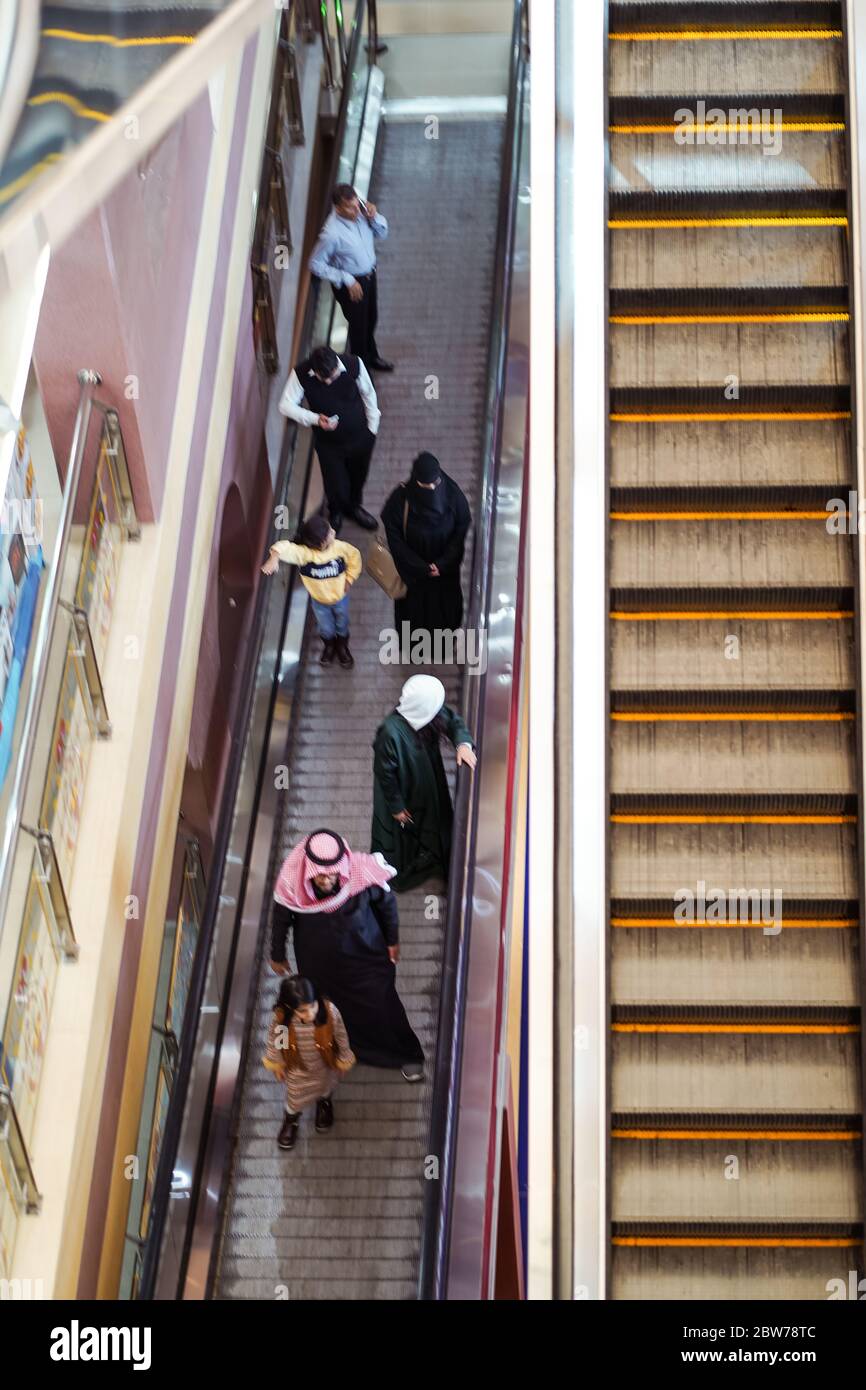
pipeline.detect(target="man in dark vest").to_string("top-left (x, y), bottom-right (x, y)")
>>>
top-left (279, 344), bottom-right (380, 532)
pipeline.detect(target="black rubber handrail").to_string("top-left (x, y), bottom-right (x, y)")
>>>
top-left (417, 0), bottom-right (528, 1301)
top-left (137, 0), bottom-right (373, 1300)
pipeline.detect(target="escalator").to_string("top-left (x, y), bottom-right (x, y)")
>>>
top-left (606, 0), bottom-right (866, 1299)
top-left (138, 0), bottom-right (529, 1302)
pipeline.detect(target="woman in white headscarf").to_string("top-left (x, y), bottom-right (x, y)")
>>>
top-left (371, 675), bottom-right (477, 891)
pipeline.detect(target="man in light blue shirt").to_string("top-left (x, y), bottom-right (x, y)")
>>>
top-left (309, 183), bottom-right (394, 372)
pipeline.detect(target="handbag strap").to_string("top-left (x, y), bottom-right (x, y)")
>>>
top-left (403, 498), bottom-right (408, 538)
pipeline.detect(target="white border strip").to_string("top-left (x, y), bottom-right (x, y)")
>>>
top-left (569, 0), bottom-right (607, 1300)
top-left (528, 0), bottom-right (555, 1302)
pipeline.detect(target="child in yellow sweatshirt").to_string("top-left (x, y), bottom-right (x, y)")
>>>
top-left (262, 513), bottom-right (362, 668)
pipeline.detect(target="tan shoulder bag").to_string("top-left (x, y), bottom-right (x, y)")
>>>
top-left (366, 498), bottom-right (409, 600)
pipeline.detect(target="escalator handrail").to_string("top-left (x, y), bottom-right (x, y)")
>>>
top-left (417, 0), bottom-right (528, 1301)
top-left (137, 0), bottom-right (372, 1300)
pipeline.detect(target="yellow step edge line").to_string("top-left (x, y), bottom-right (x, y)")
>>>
top-left (613, 1129), bottom-right (861, 1141)
top-left (609, 30), bottom-right (843, 42)
top-left (609, 217), bottom-right (848, 229)
top-left (610, 313), bottom-right (849, 324)
top-left (610, 611), bottom-right (853, 621)
top-left (610, 711), bottom-right (854, 721)
top-left (610, 510), bottom-right (839, 520)
top-left (610, 122), bottom-right (846, 134)
top-left (610, 918), bottom-right (857, 929)
top-left (610, 411), bottom-right (850, 422)
top-left (0, 152), bottom-right (63, 206)
top-left (42, 28), bottom-right (196, 47)
top-left (613, 1237), bottom-right (859, 1249)
top-left (611, 813), bottom-right (856, 824)
top-left (28, 90), bottom-right (111, 122)
top-left (612, 1022), bottom-right (859, 1034)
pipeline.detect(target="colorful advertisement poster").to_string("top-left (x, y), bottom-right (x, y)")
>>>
top-left (0, 1148), bottom-right (19, 1281)
top-left (76, 437), bottom-right (122, 671)
top-left (0, 424), bottom-right (44, 791)
top-left (40, 654), bottom-right (92, 891)
top-left (0, 869), bottom-right (60, 1149)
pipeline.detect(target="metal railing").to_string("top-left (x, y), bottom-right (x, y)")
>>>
top-left (251, 0), bottom-right (312, 375)
top-left (417, 0), bottom-right (530, 1300)
top-left (137, 0), bottom-right (380, 1300)
top-left (252, 0), bottom-right (369, 374)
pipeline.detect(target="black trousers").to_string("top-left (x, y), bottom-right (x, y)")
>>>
top-left (316, 430), bottom-right (376, 516)
top-left (333, 269), bottom-right (379, 366)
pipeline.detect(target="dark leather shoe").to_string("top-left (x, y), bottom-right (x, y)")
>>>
top-left (369, 357), bottom-right (394, 372)
top-left (278, 1112), bottom-right (300, 1150)
top-left (315, 1097), bottom-right (334, 1131)
top-left (329, 511), bottom-right (344, 534)
top-left (352, 506), bottom-right (377, 531)
top-left (319, 638), bottom-right (337, 666)
top-left (335, 636), bottom-right (354, 669)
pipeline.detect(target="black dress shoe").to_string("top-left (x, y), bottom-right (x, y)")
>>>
top-left (352, 506), bottom-right (378, 530)
top-left (368, 357), bottom-right (394, 372)
top-left (319, 638), bottom-right (337, 666)
top-left (278, 1112), bottom-right (300, 1150)
top-left (329, 511), bottom-right (344, 534)
top-left (335, 636), bottom-right (354, 669)
top-left (315, 1097), bottom-right (334, 1131)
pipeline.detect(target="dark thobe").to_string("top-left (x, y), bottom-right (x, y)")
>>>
top-left (381, 474), bottom-right (471, 637)
top-left (271, 887), bottom-right (423, 1068)
top-left (371, 706), bottom-right (474, 892)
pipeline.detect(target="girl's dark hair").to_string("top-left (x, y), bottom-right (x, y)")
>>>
top-left (297, 513), bottom-right (332, 549)
top-left (276, 975), bottom-right (327, 1026)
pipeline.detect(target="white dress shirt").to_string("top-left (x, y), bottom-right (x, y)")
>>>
top-left (278, 357), bottom-right (381, 435)
top-left (309, 208), bottom-right (389, 287)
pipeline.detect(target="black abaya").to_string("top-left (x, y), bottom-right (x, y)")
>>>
top-left (381, 472), bottom-right (471, 635)
top-left (270, 888), bottom-right (424, 1068)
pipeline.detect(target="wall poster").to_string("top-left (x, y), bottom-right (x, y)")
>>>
top-left (76, 434), bottom-right (122, 671)
top-left (40, 652), bottom-right (92, 892)
top-left (0, 866), bottom-right (61, 1149)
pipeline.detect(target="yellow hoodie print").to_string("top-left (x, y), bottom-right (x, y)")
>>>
top-left (272, 538), bottom-right (362, 605)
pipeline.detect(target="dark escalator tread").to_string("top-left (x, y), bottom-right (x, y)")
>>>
top-left (212, 118), bottom-right (505, 1301)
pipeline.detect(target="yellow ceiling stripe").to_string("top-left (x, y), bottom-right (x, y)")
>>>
top-left (28, 91), bottom-right (111, 123)
top-left (0, 152), bottom-right (63, 206)
top-left (42, 28), bottom-right (195, 48)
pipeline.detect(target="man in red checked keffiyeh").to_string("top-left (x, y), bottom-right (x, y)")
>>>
top-left (269, 829), bottom-right (425, 1082)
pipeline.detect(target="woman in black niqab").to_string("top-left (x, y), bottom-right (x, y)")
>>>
top-left (380, 452), bottom-right (472, 636)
